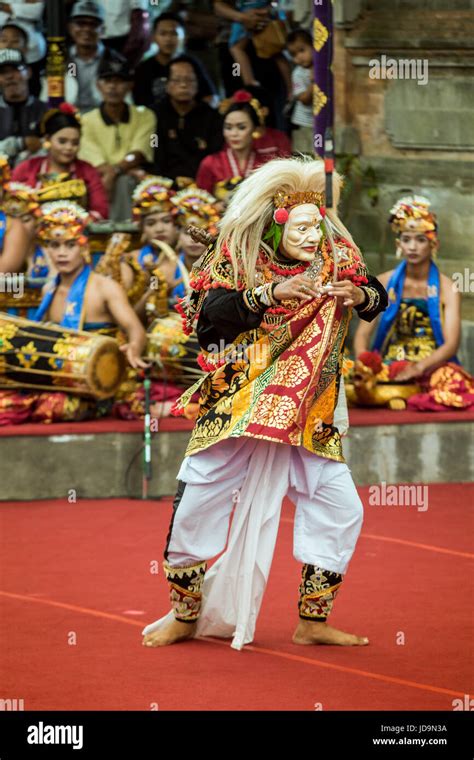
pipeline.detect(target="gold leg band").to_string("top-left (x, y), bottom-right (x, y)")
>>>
top-left (162, 560), bottom-right (207, 623)
top-left (298, 564), bottom-right (343, 622)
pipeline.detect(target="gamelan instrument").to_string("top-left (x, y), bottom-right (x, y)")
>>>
top-left (146, 313), bottom-right (204, 388)
top-left (0, 313), bottom-right (126, 398)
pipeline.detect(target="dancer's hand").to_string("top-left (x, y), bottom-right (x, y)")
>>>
top-left (273, 274), bottom-right (321, 302)
top-left (325, 280), bottom-right (365, 307)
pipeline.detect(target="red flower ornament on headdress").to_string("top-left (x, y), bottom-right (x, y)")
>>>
top-left (232, 89), bottom-right (252, 103)
top-left (59, 102), bottom-right (79, 117)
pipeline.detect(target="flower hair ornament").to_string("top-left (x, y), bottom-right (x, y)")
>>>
top-left (218, 89), bottom-right (267, 127)
top-left (171, 187), bottom-right (221, 237)
top-left (39, 102), bottom-right (81, 136)
top-left (36, 200), bottom-right (90, 244)
top-left (132, 176), bottom-right (177, 222)
top-left (389, 195), bottom-right (438, 257)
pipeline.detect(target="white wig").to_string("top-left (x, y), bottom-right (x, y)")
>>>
top-left (215, 155), bottom-right (361, 287)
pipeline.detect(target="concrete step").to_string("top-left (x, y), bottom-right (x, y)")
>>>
top-left (0, 414), bottom-right (472, 500)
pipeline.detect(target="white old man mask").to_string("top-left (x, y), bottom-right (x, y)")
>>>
top-left (280, 203), bottom-right (323, 261)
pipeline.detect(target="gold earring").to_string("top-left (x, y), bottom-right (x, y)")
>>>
top-left (82, 249), bottom-right (91, 264)
top-left (252, 129), bottom-right (261, 140)
top-left (43, 140), bottom-right (51, 150)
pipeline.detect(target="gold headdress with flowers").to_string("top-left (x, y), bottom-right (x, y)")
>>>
top-left (132, 176), bottom-right (176, 221)
top-left (36, 200), bottom-right (90, 244)
top-left (218, 89), bottom-right (266, 126)
top-left (171, 187), bottom-right (220, 237)
top-left (389, 195), bottom-right (438, 239)
top-left (3, 182), bottom-right (40, 217)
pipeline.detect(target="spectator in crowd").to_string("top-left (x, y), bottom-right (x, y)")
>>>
top-left (168, 1), bottom-right (220, 98)
top-left (154, 55), bottom-right (222, 179)
top-left (66, 0), bottom-right (106, 113)
top-left (100, 0), bottom-right (150, 66)
top-left (77, 49), bottom-right (156, 220)
top-left (0, 1), bottom-right (46, 95)
top-left (287, 28), bottom-right (314, 155)
top-left (133, 12), bottom-right (216, 108)
top-left (152, 54), bottom-right (223, 183)
top-left (0, 48), bottom-right (46, 166)
top-left (214, 0), bottom-right (290, 131)
top-left (227, 1), bottom-right (291, 93)
top-left (12, 103), bottom-right (109, 219)
top-left (196, 89), bottom-right (290, 197)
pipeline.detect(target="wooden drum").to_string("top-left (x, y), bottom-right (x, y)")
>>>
top-left (0, 313), bottom-right (126, 398)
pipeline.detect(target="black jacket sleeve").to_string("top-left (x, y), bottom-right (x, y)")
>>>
top-left (354, 275), bottom-right (388, 323)
top-left (196, 288), bottom-right (266, 350)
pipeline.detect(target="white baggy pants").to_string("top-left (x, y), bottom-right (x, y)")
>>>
top-left (165, 437), bottom-right (363, 576)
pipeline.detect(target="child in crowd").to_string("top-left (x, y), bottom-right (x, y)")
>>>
top-left (287, 29), bottom-right (314, 154)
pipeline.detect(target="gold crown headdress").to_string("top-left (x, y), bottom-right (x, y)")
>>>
top-left (171, 187), bottom-right (220, 236)
top-left (3, 182), bottom-right (40, 217)
top-left (273, 190), bottom-right (325, 212)
top-left (389, 195), bottom-right (438, 239)
top-left (132, 176), bottom-right (176, 221)
top-left (36, 200), bottom-right (90, 243)
top-left (218, 89), bottom-right (266, 126)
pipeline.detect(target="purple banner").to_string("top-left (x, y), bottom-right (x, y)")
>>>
top-left (312, 0), bottom-right (334, 158)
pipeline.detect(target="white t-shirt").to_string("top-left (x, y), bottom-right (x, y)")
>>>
top-left (101, 0), bottom-right (147, 39)
top-left (291, 64), bottom-right (313, 128)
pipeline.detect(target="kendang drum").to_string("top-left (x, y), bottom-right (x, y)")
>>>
top-left (146, 313), bottom-right (204, 388)
top-left (0, 313), bottom-right (126, 398)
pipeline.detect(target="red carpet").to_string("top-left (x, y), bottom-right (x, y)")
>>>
top-left (1, 484), bottom-right (472, 711)
top-left (0, 407), bottom-right (472, 436)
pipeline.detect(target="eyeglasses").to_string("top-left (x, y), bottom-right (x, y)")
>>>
top-left (168, 77), bottom-right (197, 85)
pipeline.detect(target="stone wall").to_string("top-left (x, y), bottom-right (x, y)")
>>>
top-left (332, 0), bottom-right (474, 322)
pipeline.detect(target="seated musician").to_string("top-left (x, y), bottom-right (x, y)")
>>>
top-left (126, 176), bottom-right (180, 323)
top-left (0, 153), bottom-right (29, 274)
top-left (34, 200), bottom-right (147, 369)
top-left (353, 196), bottom-right (473, 410)
top-left (168, 187), bottom-right (220, 302)
top-left (2, 182), bottom-right (53, 318)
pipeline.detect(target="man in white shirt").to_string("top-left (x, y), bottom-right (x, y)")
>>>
top-left (100, 0), bottom-right (150, 65)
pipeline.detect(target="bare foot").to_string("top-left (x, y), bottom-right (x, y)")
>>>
top-left (142, 618), bottom-right (197, 647)
top-left (292, 619), bottom-right (369, 646)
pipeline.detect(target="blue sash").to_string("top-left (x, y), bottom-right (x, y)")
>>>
top-left (172, 252), bottom-right (187, 300)
top-left (0, 210), bottom-right (6, 252)
top-left (372, 259), bottom-right (458, 363)
top-left (29, 246), bottom-right (50, 282)
top-left (137, 244), bottom-right (158, 269)
top-left (34, 264), bottom-right (91, 330)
